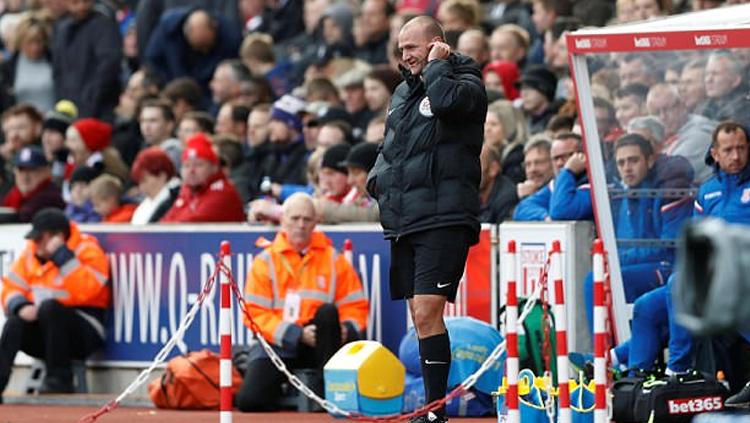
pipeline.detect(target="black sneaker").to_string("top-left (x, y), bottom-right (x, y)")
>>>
top-left (409, 411), bottom-right (448, 423)
top-left (725, 382), bottom-right (750, 408)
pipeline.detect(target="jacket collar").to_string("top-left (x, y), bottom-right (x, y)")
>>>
top-left (269, 231), bottom-right (331, 255)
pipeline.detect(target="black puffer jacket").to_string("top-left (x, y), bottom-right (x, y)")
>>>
top-left (367, 53), bottom-right (487, 243)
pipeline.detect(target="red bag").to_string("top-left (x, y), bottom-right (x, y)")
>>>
top-left (148, 349), bottom-right (243, 410)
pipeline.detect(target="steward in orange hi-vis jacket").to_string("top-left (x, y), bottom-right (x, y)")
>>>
top-left (236, 193), bottom-right (368, 412)
top-left (0, 208), bottom-right (110, 399)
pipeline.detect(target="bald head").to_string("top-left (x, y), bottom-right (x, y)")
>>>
top-left (281, 193), bottom-right (317, 251)
top-left (401, 15), bottom-right (445, 41)
top-left (398, 16), bottom-right (445, 76)
top-left (184, 10), bottom-right (217, 53)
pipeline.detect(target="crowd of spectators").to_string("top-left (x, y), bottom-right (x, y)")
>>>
top-left (0, 0), bottom-right (747, 229)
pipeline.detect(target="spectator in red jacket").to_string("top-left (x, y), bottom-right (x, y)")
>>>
top-left (1, 146), bottom-right (64, 222)
top-left (161, 133), bottom-right (245, 222)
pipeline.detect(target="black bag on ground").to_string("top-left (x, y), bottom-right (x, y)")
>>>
top-left (612, 376), bottom-right (645, 422)
top-left (613, 371), bottom-right (729, 422)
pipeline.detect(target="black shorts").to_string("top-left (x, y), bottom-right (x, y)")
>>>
top-left (389, 226), bottom-right (472, 303)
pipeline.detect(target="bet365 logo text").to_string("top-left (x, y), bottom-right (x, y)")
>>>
top-left (668, 396), bottom-right (724, 414)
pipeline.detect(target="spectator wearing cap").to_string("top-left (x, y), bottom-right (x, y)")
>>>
top-left (482, 61), bottom-right (520, 101)
top-left (520, 65), bottom-right (558, 134)
top-left (162, 133), bottom-right (245, 222)
top-left (315, 142), bottom-right (380, 223)
top-left (51, 0), bottom-right (122, 121)
top-left (317, 143), bottom-right (354, 203)
top-left (41, 102), bottom-right (77, 184)
top-left (1, 146), bottom-right (65, 222)
top-left (355, 0), bottom-right (393, 65)
top-left (364, 65), bottom-right (403, 115)
top-left (130, 146), bottom-right (181, 224)
top-left (260, 95), bottom-right (310, 192)
top-left (0, 208), bottom-right (109, 397)
top-left (65, 118), bottom-right (129, 182)
top-left (88, 174), bottom-right (137, 223)
top-left (1, 104), bottom-right (42, 163)
top-left (64, 165), bottom-right (101, 223)
top-left (144, 8), bottom-right (242, 97)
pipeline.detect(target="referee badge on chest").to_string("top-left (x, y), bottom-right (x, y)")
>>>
top-left (419, 97), bottom-right (433, 117)
top-left (742, 187), bottom-right (750, 204)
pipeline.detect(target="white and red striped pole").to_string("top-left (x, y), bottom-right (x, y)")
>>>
top-left (219, 241), bottom-right (233, 423)
top-left (551, 240), bottom-right (570, 423)
top-left (343, 239), bottom-right (353, 264)
top-left (592, 239), bottom-right (608, 423)
top-left (504, 240), bottom-right (520, 423)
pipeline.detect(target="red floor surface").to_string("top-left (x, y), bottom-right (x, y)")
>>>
top-left (0, 405), bottom-right (498, 422)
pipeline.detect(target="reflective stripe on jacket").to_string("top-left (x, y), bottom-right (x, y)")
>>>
top-left (243, 231), bottom-right (368, 352)
top-left (1, 222), bottom-right (110, 316)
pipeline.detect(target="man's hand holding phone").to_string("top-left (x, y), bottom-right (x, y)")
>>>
top-left (427, 41), bottom-right (451, 62)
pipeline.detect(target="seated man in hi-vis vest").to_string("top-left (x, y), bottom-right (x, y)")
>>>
top-left (236, 193), bottom-right (368, 411)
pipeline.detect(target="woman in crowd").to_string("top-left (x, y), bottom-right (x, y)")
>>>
top-left (364, 65), bottom-right (402, 115)
top-left (485, 100), bottom-right (529, 184)
top-left (129, 146), bottom-right (181, 224)
top-left (0, 12), bottom-right (55, 113)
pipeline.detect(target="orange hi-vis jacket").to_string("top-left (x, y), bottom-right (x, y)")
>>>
top-left (244, 231), bottom-right (368, 352)
top-left (1, 223), bottom-right (110, 317)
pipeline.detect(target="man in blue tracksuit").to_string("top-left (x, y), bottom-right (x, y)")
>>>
top-left (612, 121), bottom-right (750, 374)
top-left (513, 133), bottom-right (594, 221)
top-left (584, 134), bottom-right (693, 335)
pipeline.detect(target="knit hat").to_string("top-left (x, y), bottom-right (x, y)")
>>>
top-left (72, 118), bottom-right (112, 152)
top-left (270, 95), bottom-right (306, 132)
top-left (321, 144), bottom-right (351, 174)
top-left (520, 65), bottom-right (558, 102)
top-left (341, 142), bottom-right (379, 172)
top-left (70, 165), bottom-right (102, 185)
top-left (483, 60), bottom-right (520, 101)
top-left (182, 133), bottom-right (219, 165)
top-left (42, 100), bottom-right (78, 135)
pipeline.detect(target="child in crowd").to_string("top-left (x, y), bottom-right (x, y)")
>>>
top-left (64, 165), bottom-right (101, 223)
top-left (89, 174), bottom-right (137, 223)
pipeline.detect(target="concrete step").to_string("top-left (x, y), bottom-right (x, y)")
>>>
top-left (3, 392), bottom-right (153, 408)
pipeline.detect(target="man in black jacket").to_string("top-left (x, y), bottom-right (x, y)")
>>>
top-left (367, 16), bottom-right (487, 423)
top-left (52, 0), bottom-right (122, 121)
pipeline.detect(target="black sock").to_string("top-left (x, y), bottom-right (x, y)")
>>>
top-left (419, 332), bottom-right (451, 417)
